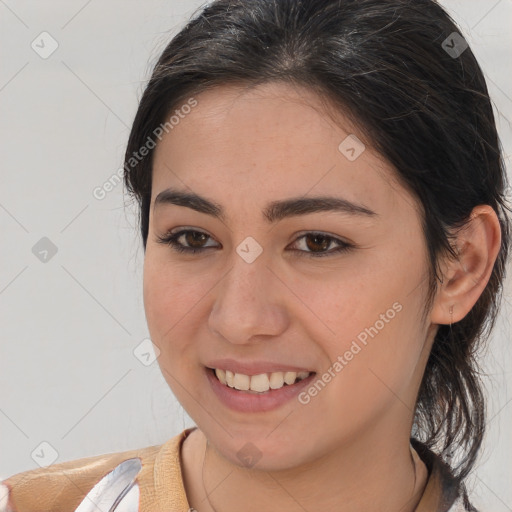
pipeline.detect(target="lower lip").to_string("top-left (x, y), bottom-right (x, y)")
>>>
top-left (205, 367), bottom-right (317, 413)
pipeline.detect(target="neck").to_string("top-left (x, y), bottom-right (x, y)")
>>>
top-left (182, 424), bottom-right (429, 512)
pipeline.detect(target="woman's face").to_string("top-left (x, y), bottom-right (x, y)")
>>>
top-left (144, 82), bottom-right (437, 470)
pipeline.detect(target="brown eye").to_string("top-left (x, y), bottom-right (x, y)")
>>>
top-left (183, 231), bottom-right (209, 248)
top-left (157, 229), bottom-right (353, 258)
top-left (290, 232), bottom-right (353, 258)
top-left (156, 229), bottom-right (218, 254)
top-left (304, 234), bottom-right (331, 252)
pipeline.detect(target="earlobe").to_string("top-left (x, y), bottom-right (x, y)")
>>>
top-left (429, 205), bottom-right (502, 326)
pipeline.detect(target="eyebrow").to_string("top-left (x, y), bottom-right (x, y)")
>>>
top-left (153, 188), bottom-right (378, 223)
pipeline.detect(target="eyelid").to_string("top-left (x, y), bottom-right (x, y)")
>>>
top-left (161, 227), bottom-right (351, 244)
top-left (156, 227), bottom-right (354, 258)
top-left (293, 229), bottom-right (352, 243)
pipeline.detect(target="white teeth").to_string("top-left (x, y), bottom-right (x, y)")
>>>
top-left (213, 368), bottom-right (312, 392)
top-left (284, 371), bottom-right (297, 385)
top-left (269, 371), bottom-right (284, 389)
top-left (215, 368), bottom-right (226, 385)
top-left (250, 373), bottom-right (270, 392)
top-left (233, 373), bottom-right (250, 391)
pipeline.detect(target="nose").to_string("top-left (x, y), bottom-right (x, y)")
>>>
top-left (208, 251), bottom-right (289, 345)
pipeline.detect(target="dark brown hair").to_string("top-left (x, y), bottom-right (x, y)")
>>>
top-left (123, 0), bottom-right (511, 493)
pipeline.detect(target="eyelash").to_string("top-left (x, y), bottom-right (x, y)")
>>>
top-left (155, 229), bottom-right (354, 258)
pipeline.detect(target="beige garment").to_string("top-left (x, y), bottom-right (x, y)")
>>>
top-left (1, 427), bottom-right (471, 511)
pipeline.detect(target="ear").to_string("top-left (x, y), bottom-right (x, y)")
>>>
top-left (430, 205), bottom-right (502, 325)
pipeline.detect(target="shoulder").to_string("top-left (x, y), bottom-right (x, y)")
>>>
top-left (0, 443), bottom-right (163, 512)
top-left (0, 428), bottom-right (193, 512)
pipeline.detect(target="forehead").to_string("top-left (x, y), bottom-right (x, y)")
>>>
top-left (151, 82), bottom-right (417, 221)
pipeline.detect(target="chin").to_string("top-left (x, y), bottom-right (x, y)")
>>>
top-left (206, 426), bottom-right (313, 472)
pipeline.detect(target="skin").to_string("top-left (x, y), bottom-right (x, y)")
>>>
top-left (143, 82), bottom-right (502, 512)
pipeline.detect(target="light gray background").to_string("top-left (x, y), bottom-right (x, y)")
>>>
top-left (0, 1), bottom-right (511, 509)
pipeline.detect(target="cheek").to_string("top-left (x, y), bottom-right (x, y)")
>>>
top-left (142, 257), bottom-right (212, 348)
top-left (143, 262), bottom-right (201, 395)
top-left (319, 294), bottom-right (426, 422)
top-left (313, 259), bottom-right (427, 396)
top-left (142, 256), bottom-right (186, 350)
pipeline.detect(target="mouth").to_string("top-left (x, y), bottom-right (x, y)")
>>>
top-left (207, 367), bottom-right (315, 394)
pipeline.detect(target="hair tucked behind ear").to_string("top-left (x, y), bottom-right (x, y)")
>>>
top-left (123, 0), bottom-right (511, 486)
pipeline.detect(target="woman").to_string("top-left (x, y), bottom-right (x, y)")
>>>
top-left (2, 0), bottom-right (510, 510)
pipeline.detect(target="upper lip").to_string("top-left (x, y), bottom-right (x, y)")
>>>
top-left (206, 358), bottom-right (315, 376)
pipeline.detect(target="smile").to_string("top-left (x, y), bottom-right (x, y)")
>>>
top-left (212, 368), bottom-right (312, 393)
